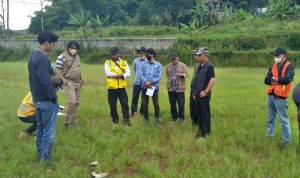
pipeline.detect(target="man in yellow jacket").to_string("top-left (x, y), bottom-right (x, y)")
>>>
top-left (17, 92), bottom-right (37, 138)
top-left (104, 47), bottom-right (131, 125)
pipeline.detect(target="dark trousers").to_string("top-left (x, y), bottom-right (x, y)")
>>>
top-left (142, 90), bottom-right (160, 121)
top-left (195, 96), bottom-right (211, 137)
top-left (18, 115), bottom-right (37, 134)
top-left (131, 84), bottom-right (143, 115)
top-left (168, 91), bottom-right (185, 121)
top-left (108, 89), bottom-right (130, 123)
top-left (190, 91), bottom-right (197, 125)
top-left (296, 104), bottom-right (300, 143)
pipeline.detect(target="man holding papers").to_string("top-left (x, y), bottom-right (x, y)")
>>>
top-left (140, 48), bottom-right (162, 127)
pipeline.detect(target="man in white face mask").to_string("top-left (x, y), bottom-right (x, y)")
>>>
top-left (264, 48), bottom-right (295, 147)
top-left (55, 40), bottom-right (84, 128)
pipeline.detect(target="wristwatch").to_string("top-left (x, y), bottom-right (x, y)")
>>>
top-left (204, 90), bottom-right (209, 94)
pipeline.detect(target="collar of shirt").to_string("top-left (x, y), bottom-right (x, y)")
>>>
top-left (35, 47), bottom-right (47, 55)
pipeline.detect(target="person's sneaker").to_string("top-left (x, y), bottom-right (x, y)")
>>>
top-left (278, 142), bottom-right (289, 150)
top-left (19, 131), bottom-right (29, 138)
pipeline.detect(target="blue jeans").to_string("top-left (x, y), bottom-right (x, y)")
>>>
top-left (35, 101), bottom-right (59, 162)
top-left (18, 115), bottom-right (37, 134)
top-left (267, 95), bottom-right (291, 143)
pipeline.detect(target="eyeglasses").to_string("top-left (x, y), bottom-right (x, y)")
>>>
top-left (139, 52), bottom-right (144, 55)
top-left (194, 54), bottom-right (201, 57)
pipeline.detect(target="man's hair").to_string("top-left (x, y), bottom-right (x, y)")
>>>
top-left (146, 48), bottom-right (156, 57)
top-left (67, 40), bottom-right (80, 49)
top-left (37, 30), bottom-right (59, 45)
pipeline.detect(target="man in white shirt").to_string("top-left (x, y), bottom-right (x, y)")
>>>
top-left (104, 47), bottom-right (131, 125)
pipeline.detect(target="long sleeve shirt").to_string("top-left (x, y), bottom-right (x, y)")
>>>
top-left (133, 57), bottom-right (147, 86)
top-left (140, 60), bottom-right (162, 91)
top-left (28, 48), bottom-right (57, 103)
top-left (104, 59), bottom-right (130, 79)
top-left (264, 60), bottom-right (294, 85)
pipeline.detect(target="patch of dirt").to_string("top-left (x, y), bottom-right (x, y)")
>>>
top-left (124, 166), bottom-right (138, 176)
top-left (140, 150), bottom-right (151, 161)
top-left (159, 158), bottom-right (168, 173)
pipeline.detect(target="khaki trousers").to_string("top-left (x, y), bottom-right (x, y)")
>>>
top-left (64, 82), bottom-right (81, 125)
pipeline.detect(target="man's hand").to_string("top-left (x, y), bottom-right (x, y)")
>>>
top-left (176, 73), bottom-right (184, 77)
top-left (63, 80), bottom-right (68, 86)
top-left (199, 91), bottom-right (207, 97)
top-left (145, 81), bottom-right (152, 87)
top-left (111, 74), bottom-right (123, 79)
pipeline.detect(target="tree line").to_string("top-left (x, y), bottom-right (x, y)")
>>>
top-left (27, 0), bottom-right (300, 35)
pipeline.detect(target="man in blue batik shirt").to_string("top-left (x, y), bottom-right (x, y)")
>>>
top-left (130, 47), bottom-right (147, 117)
top-left (140, 48), bottom-right (162, 126)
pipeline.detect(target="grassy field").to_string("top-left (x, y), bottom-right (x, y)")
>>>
top-left (1, 62), bottom-right (300, 177)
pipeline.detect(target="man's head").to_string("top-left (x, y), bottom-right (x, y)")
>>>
top-left (67, 40), bottom-right (80, 56)
top-left (193, 47), bottom-right (209, 64)
top-left (110, 47), bottom-right (120, 60)
top-left (271, 48), bottom-right (287, 63)
top-left (146, 48), bottom-right (156, 60)
top-left (137, 47), bottom-right (146, 59)
top-left (37, 30), bottom-right (59, 52)
top-left (170, 52), bottom-right (179, 65)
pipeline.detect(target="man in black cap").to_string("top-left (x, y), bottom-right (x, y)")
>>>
top-left (191, 47), bottom-right (216, 139)
top-left (130, 47), bottom-right (147, 117)
top-left (166, 52), bottom-right (188, 122)
top-left (264, 47), bottom-right (294, 146)
top-left (104, 47), bottom-right (131, 125)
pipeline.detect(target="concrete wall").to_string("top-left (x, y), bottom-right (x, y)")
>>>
top-left (0, 38), bottom-right (176, 50)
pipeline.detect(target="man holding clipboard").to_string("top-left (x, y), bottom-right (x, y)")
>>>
top-left (140, 48), bottom-right (162, 127)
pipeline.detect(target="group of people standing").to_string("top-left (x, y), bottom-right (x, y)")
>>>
top-left (20, 29), bottom-right (300, 164)
top-left (20, 30), bottom-right (217, 162)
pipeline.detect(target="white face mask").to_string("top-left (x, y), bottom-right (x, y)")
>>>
top-left (69, 49), bottom-right (77, 56)
top-left (274, 56), bottom-right (282, 63)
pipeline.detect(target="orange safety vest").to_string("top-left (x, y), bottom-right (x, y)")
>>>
top-left (267, 61), bottom-right (293, 98)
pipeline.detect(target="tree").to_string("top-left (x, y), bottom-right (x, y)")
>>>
top-left (91, 15), bottom-right (110, 38)
top-left (180, 18), bottom-right (207, 38)
top-left (0, 0), bottom-right (5, 37)
top-left (267, 0), bottom-right (294, 20)
top-left (67, 9), bottom-right (92, 39)
top-left (6, 0), bottom-right (8, 38)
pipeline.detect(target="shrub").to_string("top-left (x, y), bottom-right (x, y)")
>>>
top-left (287, 32), bottom-right (300, 50)
top-left (234, 36), bottom-right (266, 50)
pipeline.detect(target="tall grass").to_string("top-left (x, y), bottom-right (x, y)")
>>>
top-left (1, 62), bottom-right (300, 177)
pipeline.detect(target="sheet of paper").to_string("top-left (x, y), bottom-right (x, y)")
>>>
top-left (146, 87), bottom-right (155, 96)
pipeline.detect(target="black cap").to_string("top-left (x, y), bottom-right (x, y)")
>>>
top-left (137, 47), bottom-right (146, 53)
top-left (170, 52), bottom-right (178, 59)
top-left (271, 48), bottom-right (287, 55)
top-left (110, 47), bottom-right (119, 55)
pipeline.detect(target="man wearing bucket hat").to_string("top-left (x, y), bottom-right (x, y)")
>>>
top-left (130, 47), bottom-right (147, 117)
top-left (264, 48), bottom-right (294, 146)
top-left (191, 47), bottom-right (216, 139)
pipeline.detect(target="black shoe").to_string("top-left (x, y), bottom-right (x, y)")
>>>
top-left (124, 120), bottom-right (131, 126)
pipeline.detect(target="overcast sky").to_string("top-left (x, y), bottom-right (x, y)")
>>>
top-left (8, 0), bottom-right (51, 30)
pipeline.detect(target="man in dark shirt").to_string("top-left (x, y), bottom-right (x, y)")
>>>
top-left (264, 48), bottom-right (294, 146)
top-left (191, 47), bottom-right (216, 139)
top-left (28, 30), bottom-right (59, 162)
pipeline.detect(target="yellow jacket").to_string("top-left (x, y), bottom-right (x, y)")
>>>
top-left (105, 59), bottom-right (128, 89)
top-left (17, 92), bottom-right (36, 117)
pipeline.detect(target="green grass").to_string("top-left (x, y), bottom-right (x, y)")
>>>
top-left (1, 62), bottom-right (300, 177)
